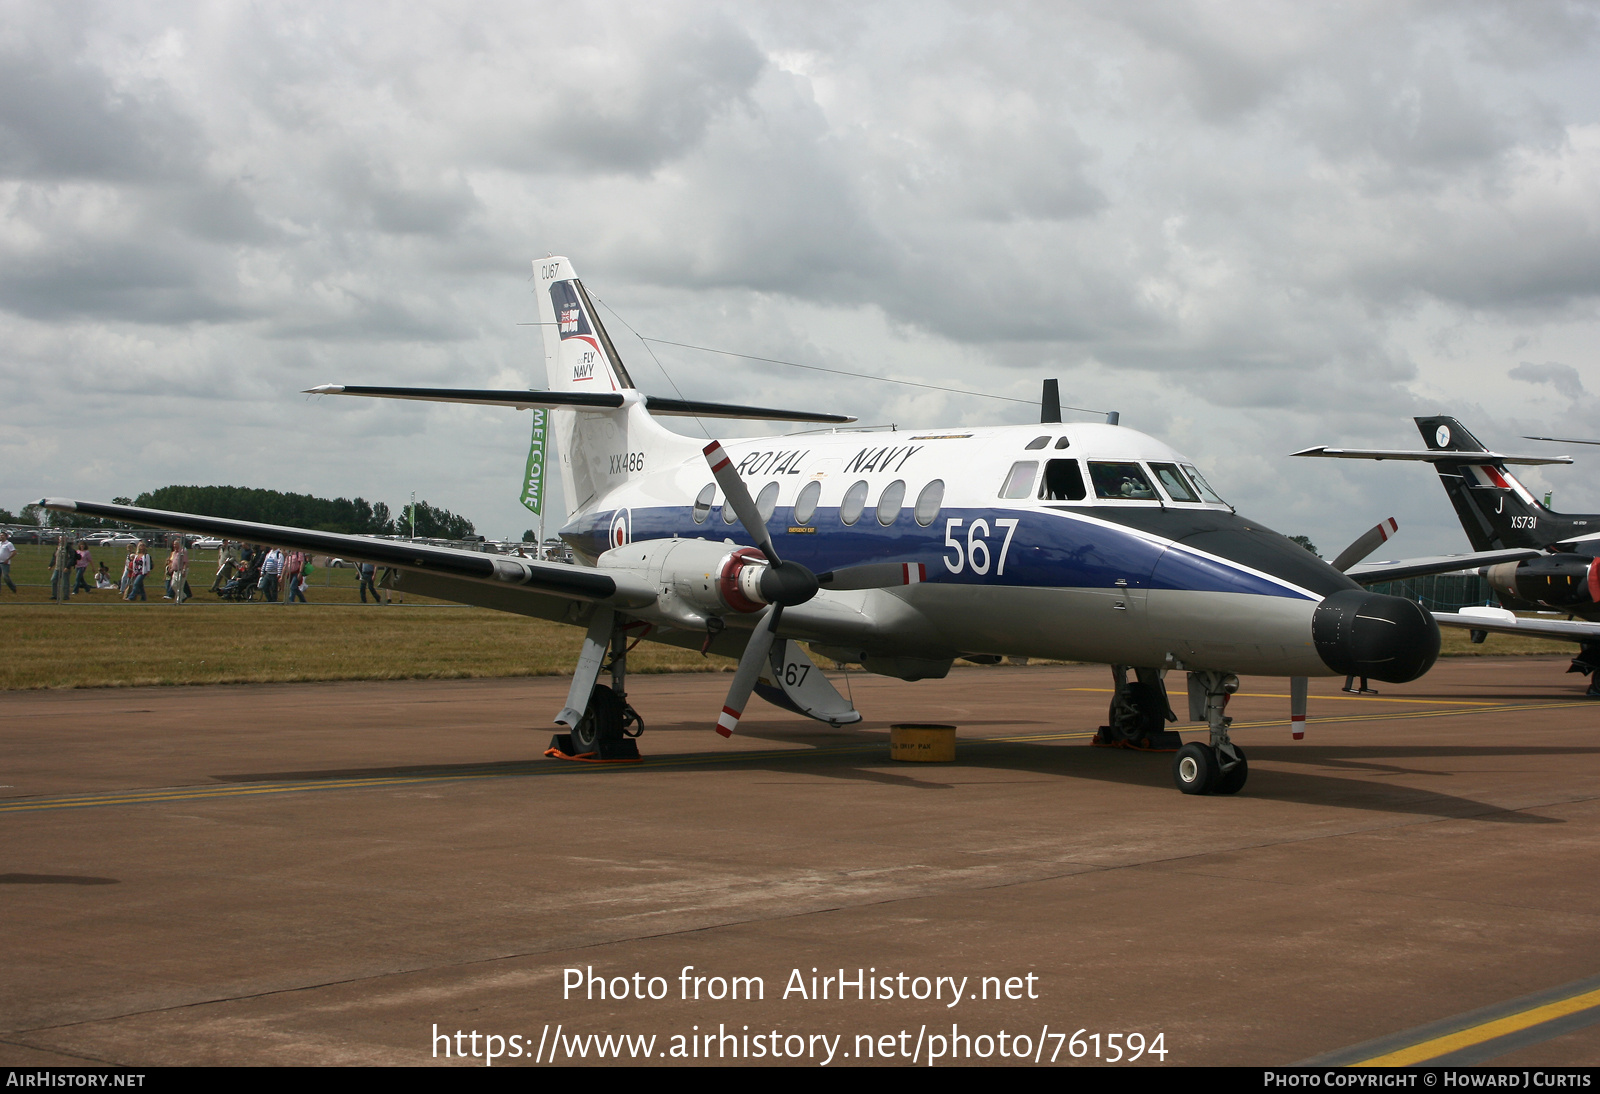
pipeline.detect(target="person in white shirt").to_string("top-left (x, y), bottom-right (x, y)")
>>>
top-left (0, 532), bottom-right (16, 594)
top-left (259, 547), bottom-right (284, 602)
top-left (166, 538), bottom-right (189, 604)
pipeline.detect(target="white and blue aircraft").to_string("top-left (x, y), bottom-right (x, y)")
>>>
top-left (43, 257), bottom-right (1469, 795)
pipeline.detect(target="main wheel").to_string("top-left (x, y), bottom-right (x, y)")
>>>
top-left (1212, 746), bottom-right (1248, 795)
top-left (570, 684), bottom-right (626, 754)
top-left (1173, 742), bottom-right (1219, 795)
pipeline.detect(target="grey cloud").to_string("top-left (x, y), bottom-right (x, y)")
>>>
top-left (476, 11), bottom-right (766, 174)
top-left (0, 46), bottom-right (202, 184)
top-left (1510, 360), bottom-right (1586, 400)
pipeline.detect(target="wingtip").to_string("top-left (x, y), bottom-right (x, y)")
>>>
top-left (303, 384), bottom-right (344, 395)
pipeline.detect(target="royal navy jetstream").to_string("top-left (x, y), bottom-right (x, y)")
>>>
top-left (1297, 416), bottom-right (1600, 694)
top-left (44, 257), bottom-right (1458, 795)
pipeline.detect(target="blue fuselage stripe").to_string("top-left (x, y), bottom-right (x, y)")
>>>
top-left (568, 505), bottom-right (1317, 600)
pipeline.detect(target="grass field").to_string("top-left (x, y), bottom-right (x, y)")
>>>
top-left (0, 543), bottom-right (1580, 690)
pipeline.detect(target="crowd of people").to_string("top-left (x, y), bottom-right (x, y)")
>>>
top-left (1, 530), bottom-right (409, 605)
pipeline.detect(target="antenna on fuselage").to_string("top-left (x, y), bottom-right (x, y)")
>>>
top-left (1041, 379), bottom-right (1061, 424)
top-left (1106, 411), bottom-right (1120, 426)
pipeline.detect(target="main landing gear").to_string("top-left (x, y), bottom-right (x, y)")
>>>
top-left (549, 609), bottom-right (645, 761)
top-left (1172, 671), bottom-right (1247, 795)
top-left (1093, 665), bottom-right (1184, 751)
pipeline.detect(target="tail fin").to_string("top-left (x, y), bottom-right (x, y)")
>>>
top-left (1414, 416), bottom-right (1554, 551)
top-left (535, 257), bottom-right (634, 393)
top-left (534, 257), bottom-right (698, 521)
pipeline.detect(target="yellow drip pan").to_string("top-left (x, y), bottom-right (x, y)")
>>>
top-left (889, 723), bottom-right (957, 763)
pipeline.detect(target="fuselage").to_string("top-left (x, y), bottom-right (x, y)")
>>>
top-left (560, 420), bottom-right (1378, 678)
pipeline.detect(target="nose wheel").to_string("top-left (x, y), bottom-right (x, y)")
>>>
top-left (1172, 671), bottom-right (1249, 795)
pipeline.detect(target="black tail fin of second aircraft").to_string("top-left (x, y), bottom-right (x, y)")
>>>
top-left (1413, 416), bottom-right (1565, 551)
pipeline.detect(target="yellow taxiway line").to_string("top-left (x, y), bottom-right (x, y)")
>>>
top-left (1356, 984), bottom-right (1600, 1065)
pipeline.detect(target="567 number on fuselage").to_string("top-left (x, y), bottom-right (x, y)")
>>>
top-left (943, 517), bottom-right (1021, 576)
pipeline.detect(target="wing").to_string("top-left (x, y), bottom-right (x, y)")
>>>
top-left (1346, 548), bottom-right (1543, 585)
top-left (38, 498), bottom-right (656, 611)
top-left (1432, 607), bottom-right (1600, 643)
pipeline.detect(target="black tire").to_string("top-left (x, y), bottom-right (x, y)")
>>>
top-left (1213, 746), bottom-right (1248, 795)
top-left (570, 684), bottom-right (626, 754)
top-left (1173, 742), bottom-right (1219, 795)
top-left (1106, 681), bottom-right (1169, 743)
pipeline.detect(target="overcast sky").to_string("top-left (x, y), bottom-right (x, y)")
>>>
top-left (6, 1), bottom-right (1600, 556)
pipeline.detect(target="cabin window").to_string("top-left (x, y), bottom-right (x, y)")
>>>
top-left (1025, 436), bottom-right (1050, 450)
top-left (914, 480), bottom-right (944, 526)
top-left (1040, 459), bottom-right (1087, 501)
top-left (999, 461), bottom-right (1039, 499)
top-left (877, 480), bottom-right (906, 526)
top-left (1149, 463), bottom-right (1199, 502)
top-left (693, 484), bottom-right (715, 524)
top-left (1088, 461), bottom-right (1159, 501)
top-left (840, 480), bottom-right (869, 526)
top-left (1054, 436), bottom-right (1071, 449)
top-left (1182, 463), bottom-right (1229, 505)
top-left (793, 480), bottom-right (821, 525)
top-left (755, 482), bottom-right (780, 522)
top-left (721, 496), bottom-right (738, 523)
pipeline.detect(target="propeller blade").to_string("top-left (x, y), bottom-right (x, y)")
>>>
top-left (1330, 517), bottom-right (1399, 573)
top-left (704, 440), bottom-right (779, 566)
top-left (817, 561), bottom-right (928, 592)
top-left (715, 605), bottom-right (783, 737)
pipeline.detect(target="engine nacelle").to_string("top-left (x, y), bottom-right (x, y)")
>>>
top-left (597, 538), bottom-right (782, 625)
top-left (1486, 553), bottom-right (1600, 609)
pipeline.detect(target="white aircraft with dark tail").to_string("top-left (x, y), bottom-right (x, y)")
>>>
top-left (43, 258), bottom-right (1484, 795)
top-left (1297, 415), bottom-right (1600, 694)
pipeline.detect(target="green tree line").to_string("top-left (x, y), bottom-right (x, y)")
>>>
top-left (6, 488), bottom-right (474, 539)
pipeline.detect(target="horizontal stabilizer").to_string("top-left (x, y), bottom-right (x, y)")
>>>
top-left (1346, 548), bottom-right (1542, 585)
top-left (305, 385), bottom-right (855, 424)
top-left (1291, 446), bottom-right (1572, 466)
top-left (36, 498), bottom-right (654, 607)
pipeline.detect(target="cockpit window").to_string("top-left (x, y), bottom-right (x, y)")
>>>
top-left (1149, 463), bottom-right (1199, 502)
top-left (1025, 436), bottom-right (1050, 450)
top-left (1039, 459), bottom-right (1087, 501)
top-left (999, 461), bottom-right (1039, 499)
top-left (1088, 461), bottom-right (1159, 501)
top-left (1182, 464), bottom-right (1228, 505)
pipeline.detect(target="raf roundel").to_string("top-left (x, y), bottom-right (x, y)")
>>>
top-left (609, 509), bottom-right (630, 549)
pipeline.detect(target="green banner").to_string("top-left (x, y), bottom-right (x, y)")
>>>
top-left (520, 408), bottom-right (547, 516)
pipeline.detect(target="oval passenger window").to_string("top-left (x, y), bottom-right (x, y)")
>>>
top-left (876, 480), bottom-right (906, 526)
top-left (693, 483), bottom-right (715, 524)
top-left (914, 480), bottom-right (944, 526)
top-left (756, 482), bottom-right (780, 522)
top-left (840, 480), bottom-right (869, 526)
top-left (793, 480), bottom-right (821, 525)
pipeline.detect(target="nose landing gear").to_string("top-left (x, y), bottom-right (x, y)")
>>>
top-left (1172, 671), bottom-right (1247, 795)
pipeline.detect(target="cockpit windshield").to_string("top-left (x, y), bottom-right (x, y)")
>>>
top-left (1181, 463), bottom-right (1228, 505)
top-left (1088, 462), bottom-right (1159, 501)
top-left (1149, 463), bottom-right (1199, 502)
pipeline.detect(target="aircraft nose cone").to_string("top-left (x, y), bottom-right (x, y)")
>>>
top-left (1312, 589), bottom-right (1440, 683)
